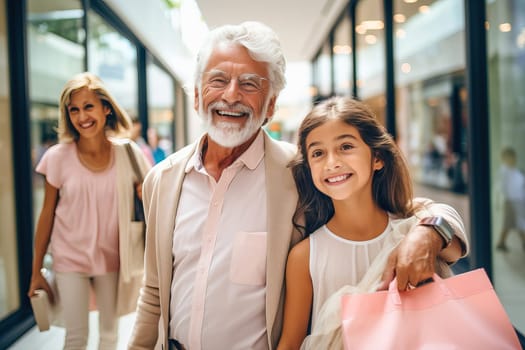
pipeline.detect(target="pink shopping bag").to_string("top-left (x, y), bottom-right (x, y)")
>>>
top-left (341, 268), bottom-right (522, 350)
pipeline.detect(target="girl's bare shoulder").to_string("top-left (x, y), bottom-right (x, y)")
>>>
top-left (288, 237), bottom-right (310, 262)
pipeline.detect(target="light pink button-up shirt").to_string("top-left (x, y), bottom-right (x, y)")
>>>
top-left (169, 131), bottom-right (269, 349)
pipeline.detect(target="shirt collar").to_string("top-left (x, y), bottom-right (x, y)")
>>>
top-left (185, 130), bottom-right (265, 173)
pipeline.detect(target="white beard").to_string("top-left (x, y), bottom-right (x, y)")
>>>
top-left (199, 99), bottom-right (269, 148)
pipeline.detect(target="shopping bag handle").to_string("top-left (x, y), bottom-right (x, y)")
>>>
top-left (388, 273), bottom-right (451, 305)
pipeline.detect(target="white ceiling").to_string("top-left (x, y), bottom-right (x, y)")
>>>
top-left (195, 0), bottom-right (350, 62)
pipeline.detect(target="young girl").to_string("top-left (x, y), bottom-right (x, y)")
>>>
top-left (277, 97), bottom-right (460, 350)
top-left (27, 72), bottom-right (150, 349)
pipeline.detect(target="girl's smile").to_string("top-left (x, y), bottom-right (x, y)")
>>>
top-left (325, 173), bottom-right (352, 184)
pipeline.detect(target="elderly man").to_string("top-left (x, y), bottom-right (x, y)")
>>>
top-left (128, 21), bottom-right (468, 350)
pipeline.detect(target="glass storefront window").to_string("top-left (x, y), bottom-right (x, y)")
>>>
top-left (147, 57), bottom-right (175, 163)
top-left (313, 42), bottom-right (332, 100)
top-left (393, 0), bottom-right (467, 193)
top-left (27, 0), bottom-right (85, 224)
top-left (333, 13), bottom-right (352, 97)
top-left (355, 0), bottom-right (386, 122)
top-left (487, 0), bottom-right (525, 333)
top-left (88, 10), bottom-right (138, 116)
top-left (0, 0), bottom-right (20, 320)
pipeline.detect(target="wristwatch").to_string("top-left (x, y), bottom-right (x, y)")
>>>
top-left (419, 216), bottom-right (454, 249)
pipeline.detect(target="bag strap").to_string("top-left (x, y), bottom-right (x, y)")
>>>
top-left (125, 142), bottom-right (143, 182)
top-left (387, 273), bottom-right (451, 306)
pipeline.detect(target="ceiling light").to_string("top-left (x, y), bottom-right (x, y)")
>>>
top-left (419, 6), bottom-right (430, 13)
top-left (393, 14), bottom-right (406, 23)
top-left (333, 45), bottom-right (352, 54)
top-left (396, 29), bottom-right (406, 38)
top-left (517, 29), bottom-right (525, 48)
top-left (361, 20), bottom-right (384, 30)
top-left (356, 24), bottom-right (367, 35)
top-left (365, 34), bottom-right (377, 44)
top-left (356, 20), bottom-right (384, 35)
top-left (499, 23), bottom-right (512, 32)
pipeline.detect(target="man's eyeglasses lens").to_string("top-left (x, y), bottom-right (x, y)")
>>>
top-left (204, 72), bottom-right (267, 93)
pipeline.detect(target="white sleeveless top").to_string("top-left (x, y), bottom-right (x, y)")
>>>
top-left (308, 220), bottom-right (391, 329)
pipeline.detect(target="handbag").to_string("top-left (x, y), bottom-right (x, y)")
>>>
top-left (125, 143), bottom-right (145, 222)
top-left (30, 266), bottom-right (63, 331)
top-left (123, 142), bottom-right (146, 280)
top-left (341, 268), bottom-right (522, 350)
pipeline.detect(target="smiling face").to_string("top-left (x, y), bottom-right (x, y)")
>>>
top-left (306, 119), bottom-right (384, 202)
top-left (195, 42), bottom-right (276, 148)
top-left (67, 87), bottom-right (110, 140)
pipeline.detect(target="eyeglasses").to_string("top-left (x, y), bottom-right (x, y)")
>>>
top-left (203, 70), bottom-right (268, 94)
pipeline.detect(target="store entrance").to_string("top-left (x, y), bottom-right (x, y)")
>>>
top-left (418, 73), bottom-right (468, 194)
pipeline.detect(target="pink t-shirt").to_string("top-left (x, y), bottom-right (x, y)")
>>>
top-left (36, 142), bottom-right (119, 275)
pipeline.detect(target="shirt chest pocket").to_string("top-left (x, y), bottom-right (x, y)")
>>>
top-left (229, 231), bottom-right (267, 286)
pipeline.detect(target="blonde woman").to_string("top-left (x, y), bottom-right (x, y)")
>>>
top-left (28, 72), bottom-right (151, 349)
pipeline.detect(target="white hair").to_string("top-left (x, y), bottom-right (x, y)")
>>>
top-left (194, 21), bottom-right (287, 108)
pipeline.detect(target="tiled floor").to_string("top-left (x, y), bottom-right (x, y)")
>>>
top-left (8, 312), bottom-right (136, 350)
top-left (8, 184), bottom-right (525, 349)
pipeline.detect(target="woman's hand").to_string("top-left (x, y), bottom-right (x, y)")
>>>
top-left (29, 180), bottom-right (59, 304)
top-left (28, 271), bottom-right (55, 304)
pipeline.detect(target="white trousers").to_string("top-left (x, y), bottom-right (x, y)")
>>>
top-left (55, 271), bottom-right (119, 350)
